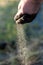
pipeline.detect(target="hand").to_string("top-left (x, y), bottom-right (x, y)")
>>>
top-left (14, 0), bottom-right (40, 24)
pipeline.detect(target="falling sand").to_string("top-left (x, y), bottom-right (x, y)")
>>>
top-left (16, 24), bottom-right (29, 65)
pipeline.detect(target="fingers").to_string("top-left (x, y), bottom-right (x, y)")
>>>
top-left (14, 13), bottom-right (37, 24)
top-left (14, 13), bottom-right (23, 21)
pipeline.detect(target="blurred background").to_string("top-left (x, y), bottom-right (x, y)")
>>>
top-left (0, 0), bottom-right (19, 41)
top-left (0, 0), bottom-right (43, 65)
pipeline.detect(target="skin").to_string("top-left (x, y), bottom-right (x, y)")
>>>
top-left (14, 0), bottom-right (42, 24)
